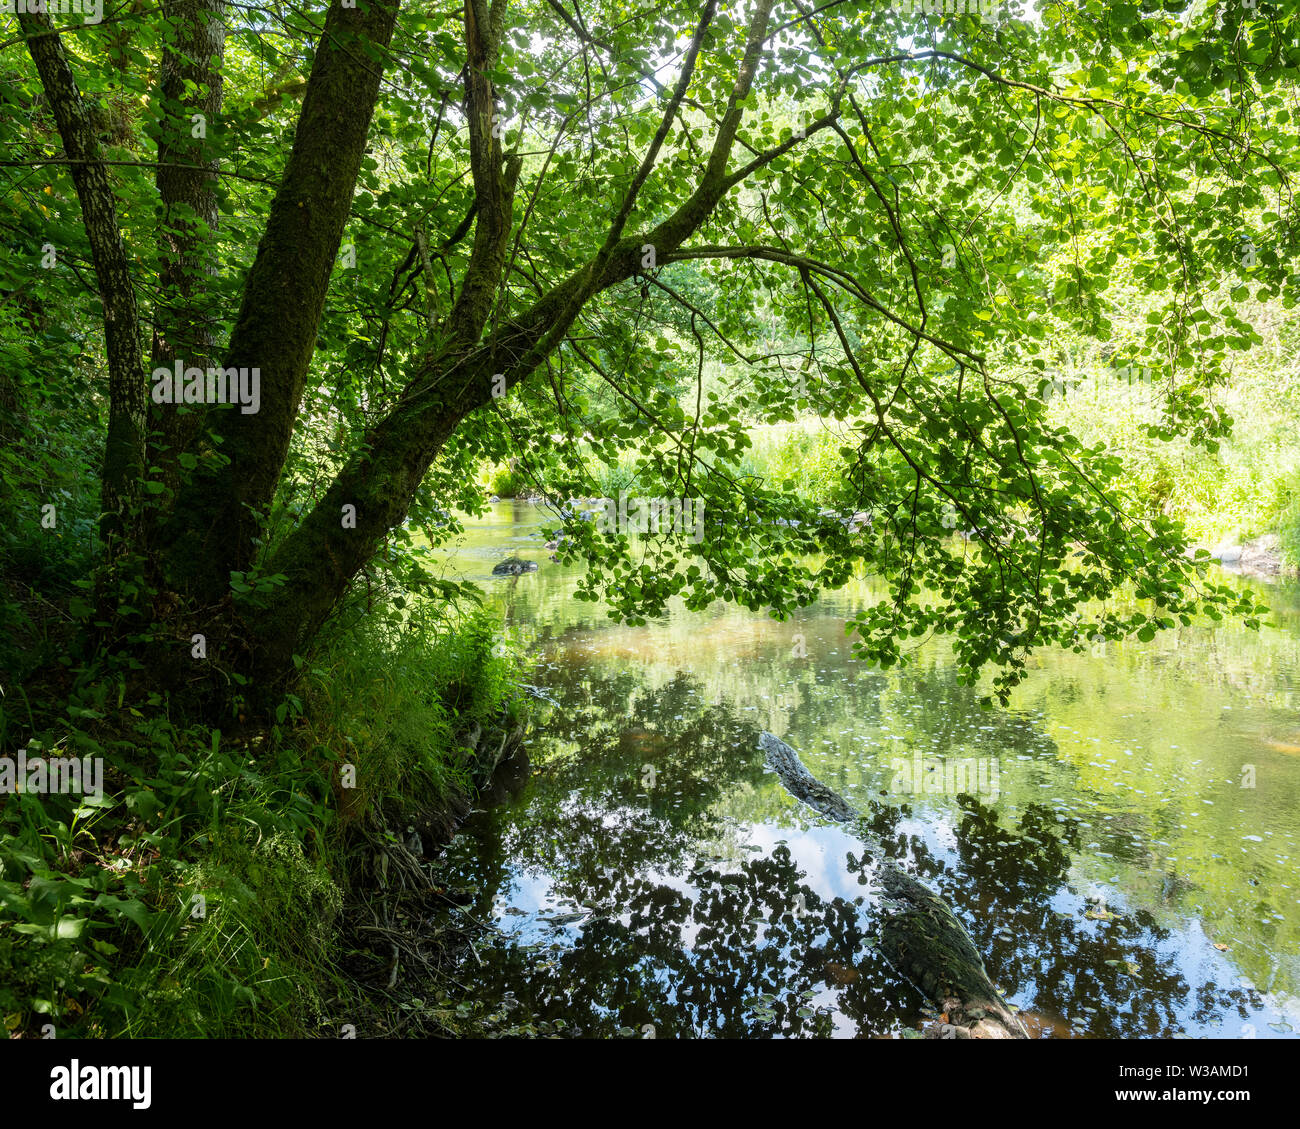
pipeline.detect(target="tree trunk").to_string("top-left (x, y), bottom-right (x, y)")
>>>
top-left (19, 11), bottom-right (146, 549)
top-left (160, 0), bottom-right (403, 604)
top-left (760, 731), bottom-right (1027, 1039)
top-left (21, 0), bottom-right (791, 713)
top-left (147, 0), bottom-right (227, 499)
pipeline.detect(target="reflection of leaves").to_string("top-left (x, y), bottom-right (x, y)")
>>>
top-left (441, 663), bottom-right (1267, 1038)
top-left (921, 795), bottom-right (1265, 1036)
top-left (446, 794), bottom-right (919, 1036)
top-left (953, 795), bottom-right (1078, 894)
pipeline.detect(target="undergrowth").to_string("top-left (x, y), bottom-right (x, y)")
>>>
top-left (0, 602), bottom-right (521, 1038)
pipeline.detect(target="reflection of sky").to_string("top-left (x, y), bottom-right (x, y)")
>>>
top-left (476, 809), bottom-right (895, 1036)
top-left (462, 750), bottom-right (1300, 1036)
top-left (484, 758), bottom-right (1300, 1035)
top-left (491, 809), bottom-right (877, 943)
top-left (435, 502), bottom-right (1300, 1036)
top-left (746, 822), bottom-right (880, 911)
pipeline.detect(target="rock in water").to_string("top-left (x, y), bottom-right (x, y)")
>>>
top-left (1210, 536), bottom-right (1243, 564)
top-left (492, 556), bottom-right (538, 576)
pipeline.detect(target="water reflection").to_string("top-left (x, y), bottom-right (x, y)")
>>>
top-left (440, 680), bottom-right (915, 1037)
top-left (430, 502), bottom-right (1300, 1038)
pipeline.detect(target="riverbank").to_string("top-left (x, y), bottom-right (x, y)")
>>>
top-left (0, 608), bottom-right (530, 1038)
top-left (1192, 532), bottom-right (1299, 581)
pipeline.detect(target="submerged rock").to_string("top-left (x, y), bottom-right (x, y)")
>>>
top-left (491, 556), bottom-right (538, 576)
top-left (1210, 535), bottom-right (1243, 564)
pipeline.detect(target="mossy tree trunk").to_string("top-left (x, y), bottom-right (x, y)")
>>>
top-left (760, 732), bottom-right (1027, 1039)
top-left (158, 0), bottom-right (405, 606)
top-left (19, 11), bottom-right (147, 551)
top-left (146, 0), bottom-right (227, 505)
top-left (21, 0), bottom-right (828, 707)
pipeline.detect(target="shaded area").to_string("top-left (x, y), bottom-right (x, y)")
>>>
top-left (434, 662), bottom-right (1286, 1037)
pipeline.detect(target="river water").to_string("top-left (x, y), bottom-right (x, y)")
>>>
top-left (427, 500), bottom-right (1300, 1038)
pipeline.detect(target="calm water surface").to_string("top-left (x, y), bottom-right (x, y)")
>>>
top-left (429, 501), bottom-right (1300, 1038)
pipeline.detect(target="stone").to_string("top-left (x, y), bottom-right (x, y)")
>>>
top-left (492, 556), bottom-right (538, 576)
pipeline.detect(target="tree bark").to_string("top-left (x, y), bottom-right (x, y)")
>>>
top-left (161, 0), bottom-right (404, 602)
top-left (19, 11), bottom-right (146, 549)
top-left (449, 0), bottom-right (520, 344)
top-left (760, 731), bottom-right (1028, 1039)
top-left (147, 0), bottom-right (227, 499)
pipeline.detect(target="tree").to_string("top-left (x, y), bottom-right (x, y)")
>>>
top-left (8, 0), bottom-right (1297, 715)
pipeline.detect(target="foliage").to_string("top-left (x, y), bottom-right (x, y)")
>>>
top-left (3, 0), bottom-right (1300, 1040)
top-left (0, 605), bottom-right (518, 1037)
top-left (486, 464), bottom-right (520, 498)
top-left (5, 0), bottom-right (1295, 705)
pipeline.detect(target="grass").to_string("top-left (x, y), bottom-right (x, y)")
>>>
top-left (0, 600), bottom-right (522, 1039)
top-left (1046, 359), bottom-right (1300, 560)
top-left (0, 385), bottom-right (527, 1039)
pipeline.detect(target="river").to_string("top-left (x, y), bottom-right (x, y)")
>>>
top-left (425, 499), bottom-right (1300, 1038)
